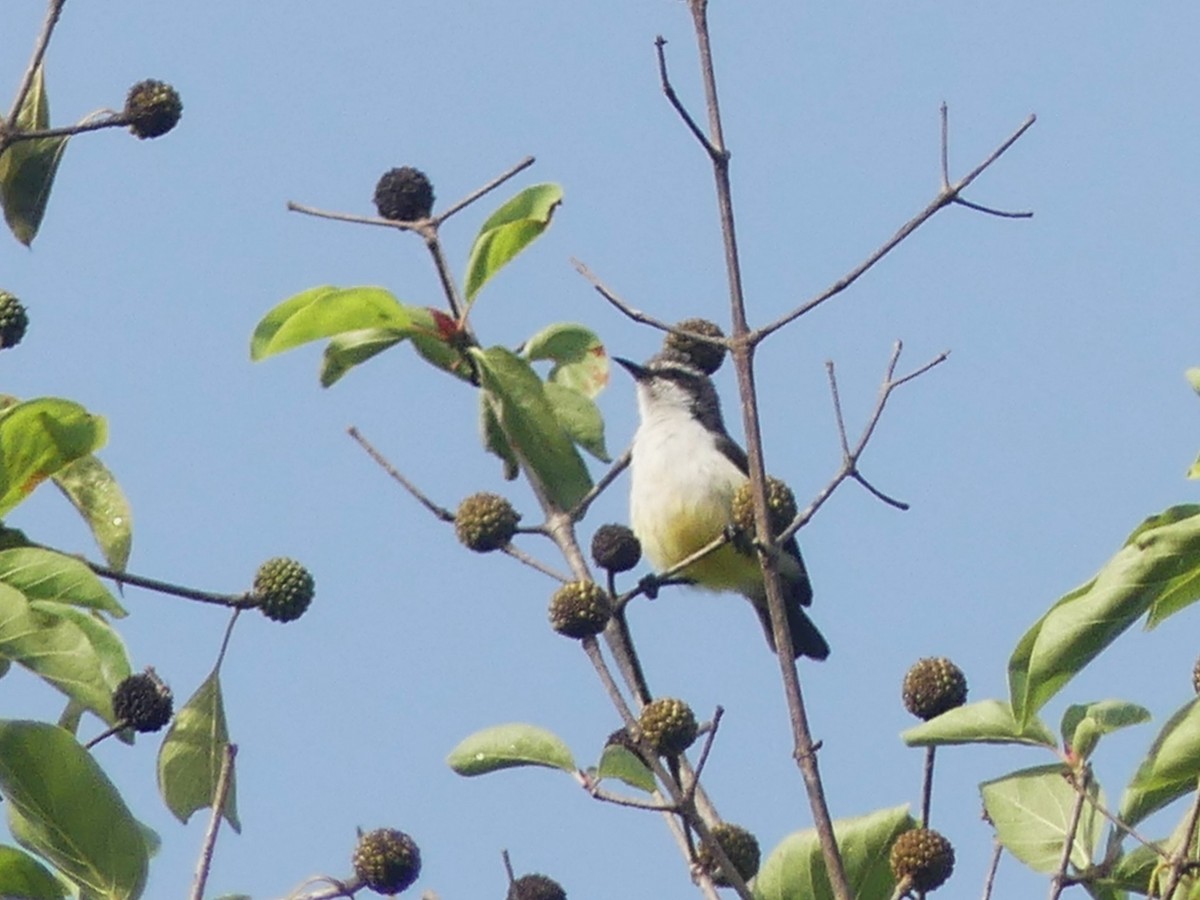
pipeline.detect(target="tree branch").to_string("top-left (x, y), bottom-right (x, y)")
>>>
top-left (754, 110), bottom-right (1036, 342)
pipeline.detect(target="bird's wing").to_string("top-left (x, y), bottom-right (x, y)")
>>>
top-left (714, 432), bottom-right (750, 475)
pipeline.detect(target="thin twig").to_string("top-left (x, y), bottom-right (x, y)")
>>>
top-left (655, 36), bottom-right (717, 157)
top-left (952, 197), bottom-right (1034, 219)
top-left (581, 636), bottom-right (638, 725)
top-left (190, 743), bottom-right (238, 900)
top-left (502, 849), bottom-right (516, 884)
top-left (571, 259), bottom-right (676, 334)
top-left (84, 559), bottom-right (253, 609)
top-left (4, 113), bottom-right (126, 144)
top-left (778, 344), bottom-right (949, 545)
top-left (981, 840), bottom-right (1003, 900)
top-left (691, 707), bottom-right (723, 783)
top-left (4, 0), bottom-right (66, 138)
top-left (852, 470), bottom-right (910, 510)
top-left (754, 111), bottom-right (1036, 341)
top-left (280, 876), bottom-right (360, 900)
top-left (436, 156), bottom-right (536, 223)
top-left (569, 448), bottom-right (630, 521)
top-left (613, 530), bottom-right (731, 613)
top-left (1084, 791), bottom-right (1162, 857)
top-left (286, 201), bottom-right (424, 232)
top-left (1048, 768), bottom-right (1089, 900)
top-left (348, 427), bottom-right (455, 521)
top-left (580, 770), bottom-right (677, 812)
top-left (423, 231), bottom-right (469, 323)
top-left (920, 746), bottom-right (936, 827)
top-left (1157, 778), bottom-right (1200, 900)
top-left (501, 544), bottom-right (571, 582)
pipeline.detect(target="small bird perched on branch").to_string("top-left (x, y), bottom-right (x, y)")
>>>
top-left (616, 353), bottom-right (828, 660)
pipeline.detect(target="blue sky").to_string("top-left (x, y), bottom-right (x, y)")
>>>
top-left (3, 2), bottom-right (1199, 898)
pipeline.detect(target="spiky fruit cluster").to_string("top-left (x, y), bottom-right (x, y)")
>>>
top-left (112, 669), bottom-right (173, 733)
top-left (548, 581), bottom-right (610, 639)
top-left (253, 557), bottom-right (315, 623)
top-left (124, 80), bottom-right (182, 139)
top-left (638, 697), bottom-right (698, 756)
top-left (507, 873), bottom-right (567, 900)
top-left (889, 827), bottom-right (954, 892)
top-left (1193, 656), bottom-right (1200, 694)
top-left (902, 657), bottom-right (968, 720)
top-left (0, 292), bottom-right (28, 349)
top-left (662, 318), bottom-right (726, 375)
top-left (590, 524), bottom-right (641, 573)
top-left (697, 822), bottom-right (761, 887)
top-left (352, 828), bottom-right (421, 895)
top-left (373, 167), bottom-right (435, 221)
top-left (455, 493), bottom-right (520, 552)
top-left (731, 476), bottom-right (798, 539)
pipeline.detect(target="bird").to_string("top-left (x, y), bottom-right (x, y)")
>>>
top-left (616, 353), bottom-right (829, 660)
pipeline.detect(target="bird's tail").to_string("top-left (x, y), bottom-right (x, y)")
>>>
top-left (751, 595), bottom-right (830, 660)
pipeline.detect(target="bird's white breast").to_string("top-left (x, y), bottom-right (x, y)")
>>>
top-left (628, 400), bottom-right (746, 573)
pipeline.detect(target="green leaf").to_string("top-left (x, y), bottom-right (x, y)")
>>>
top-left (0, 67), bottom-right (68, 246)
top-left (1186, 368), bottom-right (1200, 396)
top-left (157, 670), bottom-right (240, 832)
top-left (0, 844), bottom-right (68, 899)
top-left (595, 745), bottom-right (656, 794)
top-left (0, 720), bottom-right (148, 899)
top-left (980, 764), bottom-right (1100, 874)
top-left (522, 323), bottom-right (610, 399)
top-left (479, 397), bottom-right (520, 481)
top-left (463, 184), bottom-right (563, 304)
top-left (251, 285), bottom-right (423, 361)
top-left (1009, 505), bottom-right (1200, 727)
top-left (472, 347), bottom-right (592, 511)
top-left (753, 805), bottom-right (913, 900)
top-left (1119, 697), bottom-right (1200, 828)
top-left (446, 723), bottom-right (576, 776)
top-left (319, 329), bottom-right (405, 387)
top-left (901, 699), bottom-right (1056, 749)
top-left (0, 547), bottom-right (126, 616)
top-left (544, 383), bottom-right (610, 462)
top-left (0, 587), bottom-right (131, 723)
top-left (1103, 843), bottom-right (1161, 896)
top-left (1061, 701), bottom-right (1151, 759)
top-left (0, 398), bottom-right (107, 516)
top-left (52, 455), bottom-right (133, 572)
top-left (1188, 454), bottom-right (1200, 481)
top-left (1144, 507), bottom-right (1200, 625)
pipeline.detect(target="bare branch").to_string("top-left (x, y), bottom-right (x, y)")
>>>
top-left (501, 544), bottom-right (571, 583)
top-left (779, 343), bottom-right (949, 545)
top-left (571, 258), bottom-right (676, 334)
top-left (348, 427), bottom-right (456, 521)
top-left (3, 0), bottom-right (66, 141)
top-left (5, 111), bottom-right (124, 144)
top-left (286, 201), bottom-right (425, 233)
top-left (1048, 768), bottom-right (1090, 900)
top-left (569, 448), bottom-right (631, 521)
top-left (84, 559), bottom-right (254, 609)
top-left (920, 746), bottom-right (936, 827)
top-left (190, 743), bottom-right (238, 900)
top-left (754, 111), bottom-right (1036, 342)
top-left (1155, 776), bottom-right (1200, 900)
top-left (436, 156), bottom-right (536, 223)
top-left (980, 840), bottom-right (1003, 900)
top-left (655, 36), bottom-right (719, 158)
top-left (691, 707), bottom-right (724, 783)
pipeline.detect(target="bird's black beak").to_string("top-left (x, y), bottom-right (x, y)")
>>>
top-left (613, 357), bottom-right (649, 381)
